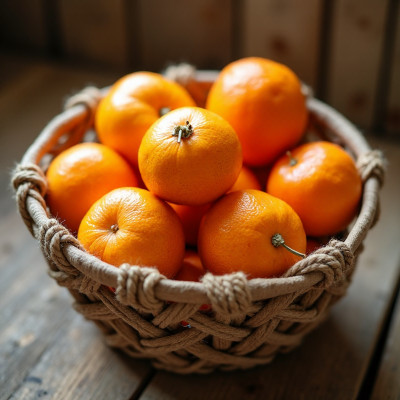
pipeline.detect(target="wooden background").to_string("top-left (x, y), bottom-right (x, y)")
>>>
top-left (0, 0), bottom-right (399, 137)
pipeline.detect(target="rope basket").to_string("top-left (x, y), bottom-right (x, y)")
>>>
top-left (12, 68), bottom-right (386, 374)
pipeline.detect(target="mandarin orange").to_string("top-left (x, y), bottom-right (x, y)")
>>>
top-left (46, 142), bottom-right (138, 233)
top-left (198, 190), bottom-right (306, 278)
top-left (267, 141), bottom-right (362, 236)
top-left (228, 165), bottom-right (261, 193)
top-left (138, 107), bottom-right (242, 205)
top-left (96, 72), bottom-right (195, 166)
top-left (78, 187), bottom-right (185, 278)
top-left (206, 57), bottom-right (308, 166)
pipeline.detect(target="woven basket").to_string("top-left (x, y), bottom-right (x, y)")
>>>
top-left (12, 70), bottom-right (386, 374)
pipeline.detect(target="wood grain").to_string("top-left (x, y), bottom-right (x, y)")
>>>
top-left (371, 287), bottom-right (400, 400)
top-left (137, 0), bottom-right (233, 71)
top-left (326, 0), bottom-right (389, 129)
top-left (241, 0), bottom-right (323, 88)
top-left (385, 3), bottom-right (400, 135)
top-left (139, 139), bottom-right (400, 399)
top-left (58, 0), bottom-right (129, 69)
top-left (0, 0), bottom-right (47, 51)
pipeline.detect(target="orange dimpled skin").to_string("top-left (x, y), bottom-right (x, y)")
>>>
top-left (267, 141), bottom-right (362, 237)
top-left (46, 143), bottom-right (139, 233)
top-left (138, 107), bottom-right (242, 205)
top-left (78, 187), bottom-right (185, 278)
top-left (228, 165), bottom-right (261, 193)
top-left (96, 72), bottom-right (195, 166)
top-left (169, 203), bottom-right (211, 247)
top-left (198, 190), bottom-right (306, 278)
top-left (206, 57), bottom-right (308, 166)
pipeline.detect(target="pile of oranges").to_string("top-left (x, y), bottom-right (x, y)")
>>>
top-left (45, 57), bottom-right (362, 288)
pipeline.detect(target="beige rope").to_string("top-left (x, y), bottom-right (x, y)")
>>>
top-left (357, 149), bottom-right (386, 186)
top-left (202, 272), bottom-right (251, 316)
top-left (116, 265), bottom-right (166, 314)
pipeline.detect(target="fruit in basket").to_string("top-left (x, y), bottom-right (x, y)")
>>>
top-left (77, 187), bottom-right (185, 278)
top-left (228, 165), bottom-right (261, 193)
top-left (96, 72), bottom-right (195, 166)
top-left (138, 107), bottom-right (242, 205)
top-left (46, 142), bottom-right (138, 233)
top-left (206, 57), bottom-right (308, 166)
top-left (175, 250), bottom-right (207, 282)
top-left (198, 190), bottom-right (306, 278)
top-left (266, 141), bottom-right (362, 236)
top-left (169, 203), bottom-right (211, 247)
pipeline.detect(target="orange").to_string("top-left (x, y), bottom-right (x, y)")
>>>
top-left (228, 165), bottom-right (261, 193)
top-left (198, 190), bottom-right (306, 278)
top-left (266, 141), bottom-right (362, 236)
top-left (206, 57), bottom-right (308, 166)
top-left (169, 203), bottom-right (211, 247)
top-left (95, 72), bottom-right (195, 166)
top-left (46, 142), bottom-right (138, 233)
top-left (138, 107), bottom-right (242, 205)
top-left (78, 187), bottom-right (185, 278)
top-left (175, 250), bottom-right (206, 282)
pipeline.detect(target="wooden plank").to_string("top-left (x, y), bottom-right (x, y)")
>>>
top-left (58, 0), bottom-right (129, 69)
top-left (371, 286), bottom-right (400, 400)
top-left (139, 138), bottom-right (400, 399)
top-left (385, 3), bottom-right (400, 135)
top-left (0, 0), bottom-right (47, 51)
top-left (326, 0), bottom-right (388, 129)
top-left (138, 0), bottom-right (233, 71)
top-left (241, 0), bottom-right (323, 88)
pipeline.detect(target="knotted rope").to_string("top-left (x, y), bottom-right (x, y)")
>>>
top-left (116, 265), bottom-right (166, 314)
top-left (202, 272), bottom-right (252, 316)
top-left (357, 149), bottom-right (386, 186)
top-left (284, 239), bottom-right (354, 288)
top-left (12, 163), bottom-right (48, 235)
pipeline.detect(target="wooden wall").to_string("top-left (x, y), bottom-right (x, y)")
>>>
top-left (0, 0), bottom-right (399, 136)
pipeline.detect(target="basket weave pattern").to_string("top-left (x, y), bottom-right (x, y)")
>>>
top-left (12, 79), bottom-right (385, 373)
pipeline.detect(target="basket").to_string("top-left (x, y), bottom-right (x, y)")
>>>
top-left (12, 69), bottom-right (386, 374)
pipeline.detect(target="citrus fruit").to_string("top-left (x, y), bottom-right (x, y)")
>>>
top-left (175, 250), bottom-right (206, 282)
top-left (228, 165), bottom-right (261, 193)
top-left (198, 190), bottom-right (306, 278)
top-left (266, 141), bottom-right (362, 236)
top-left (138, 107), bottom-right (242, 205)
top-left (46, 142), bottom-right (139, 233)
top-left (78, 187), bottom-right (185, 278)
top-left (206, 57), bottom-right (308, 166)
top-left (95, 72), bottom-right (195, 166)
top-left (169, 203), bottom-right (211, 247)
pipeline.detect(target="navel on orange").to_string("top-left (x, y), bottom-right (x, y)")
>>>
top-left (198, 190), bottom-right (306, 278)
top-left (46, 142), bottom-right (138, 233)
top-left (138, 107), bottom-right (242, 205)
top-left (96, 72), bottom-right (195, 166)
top-left (206, 57), bottom-right (308, 166)
top-left (266, 141), bottom-right (362, 236)
top-left (78, 187), bottom-right (185, 278)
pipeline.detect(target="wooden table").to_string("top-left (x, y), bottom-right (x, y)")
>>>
top-left (1, 53), bottom-right (399, 400)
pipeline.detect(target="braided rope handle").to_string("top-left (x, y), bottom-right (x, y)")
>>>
top-left (11, 71), bottom-right (386, 314)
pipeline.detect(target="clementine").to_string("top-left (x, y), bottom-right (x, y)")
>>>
top-left (96, 72), bottom-right (195, 166)
top-left (175, 250), bottom-right (206, 282)
top-left (138, 107), bottom-right (242, 205)
top-left (46, 142), bottom-right (138, 233)
top-left (228, 165), bottom-right (261, 193)
top-left (266, 141), bottom-right (362, 236)
top-left (206, 57), bottom-right (308, 166)
top-left (78, 187), bottom-right (185, 278)
top-left (198, 190), bottom-right (306, 278)
top-left (169, 203), bottom-right (211, 247)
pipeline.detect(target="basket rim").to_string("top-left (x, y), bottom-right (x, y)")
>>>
top-left (15, 75), bottom-right (382, 306)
